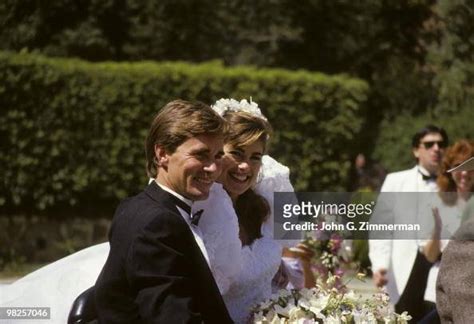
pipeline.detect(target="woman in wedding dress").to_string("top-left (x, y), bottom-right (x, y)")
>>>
top-left (0, 99), bottom-right (296, 324)
top-left (200, 98), bottom-right (285, 323)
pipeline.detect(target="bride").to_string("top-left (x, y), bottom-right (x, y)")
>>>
top-left (201, 98), bottom-right (289, 323)
top-left (0, 98), bottom-right (295, 324)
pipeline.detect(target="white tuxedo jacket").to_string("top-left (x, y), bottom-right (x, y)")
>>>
top-left (369, 166), bottom-right (437, 304)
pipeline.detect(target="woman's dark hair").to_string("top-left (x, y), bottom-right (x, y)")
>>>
top-left (222, 110), bottom-right (272, 152)
top-left (235, 188), bottom-right (270, 246)
top-left (221, 109), bottom-right (272, 245)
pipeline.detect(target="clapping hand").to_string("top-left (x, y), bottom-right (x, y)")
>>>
top-left (373, 268), bottom-right (388, 287)
top-left (432, 207), bottom-right (442, 237)
top-left (421, 207), bottom-right (443, 263)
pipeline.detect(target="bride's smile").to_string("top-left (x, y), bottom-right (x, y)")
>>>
top-left (219, 141), bottom-right (264, 201)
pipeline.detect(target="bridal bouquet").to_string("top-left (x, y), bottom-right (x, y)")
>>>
top-left (301, 215), bottom-right (355, 289)
top-left (251, 279), bottom-right (411, 323)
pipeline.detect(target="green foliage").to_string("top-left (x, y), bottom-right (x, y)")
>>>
top-left (0, 0), bottom-right (441, 170)
top-left (429, 0), bottom-right (474, 115)
top-left (373, 0), bottom-right (474, 173)
top-left (0, 51), bottom-right (368, 213)
top-left (278, 0), bottom-right (433, 73)
top-left (373, 105), bottom-right (474, 173)
top-left (0, 0), bottom-right (300, 65)
top-left (0, 215), bottom-right (109, 270)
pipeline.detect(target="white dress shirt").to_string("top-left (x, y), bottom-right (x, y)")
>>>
top-left (416, 165), bottom-right (438, 192)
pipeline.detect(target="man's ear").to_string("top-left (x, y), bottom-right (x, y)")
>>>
top-left (155, 144), bottom-right (169, 169)
top-left (413, 147), bottom-right (420, 159)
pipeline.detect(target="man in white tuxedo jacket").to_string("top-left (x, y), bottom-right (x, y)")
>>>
top-left (369, 125), bottom-right (448, 322)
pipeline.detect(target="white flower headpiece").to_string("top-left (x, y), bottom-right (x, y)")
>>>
top-left (212, 98), bottom-right (268, 121)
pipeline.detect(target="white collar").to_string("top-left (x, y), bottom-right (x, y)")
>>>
top-left (417, 165), bottom-right (435, 177)
top-left (155, 180), bottom-right (193, 208)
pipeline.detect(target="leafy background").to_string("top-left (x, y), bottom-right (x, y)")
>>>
top-left (0, 0), bottom-right (473, 267)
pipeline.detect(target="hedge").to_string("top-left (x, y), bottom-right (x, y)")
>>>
top-left (0, 51), bottom-right (369, 214)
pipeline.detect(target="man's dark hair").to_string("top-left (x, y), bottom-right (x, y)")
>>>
top-left (145, 99), bottom-right (226, 178)
top-left (411, 124), bottom-right (449, 148)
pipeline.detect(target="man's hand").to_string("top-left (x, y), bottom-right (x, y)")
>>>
top-left (373, 268), bottom-right (388, 287)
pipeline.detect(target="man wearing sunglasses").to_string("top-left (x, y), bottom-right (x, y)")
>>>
top-left (369, 124), bottom-right (448, 322)
top-left (413, 129), bottom-right (448, 180)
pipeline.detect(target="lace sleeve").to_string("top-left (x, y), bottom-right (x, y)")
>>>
top-left (238, 236), bottom-right (282, 284)
top-left (194, 183), bottom-right (242, 295)
top-left (255, 155), bottom-right (297, 244)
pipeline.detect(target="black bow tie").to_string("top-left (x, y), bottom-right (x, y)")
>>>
top-left (419, 172), bottom-right (437, 181)
top-left (422, 174), bottom-right (437, 181)
top-left (170, 195), bottom-right (203, 226)
top-left (191, 209), bottom-right (204, 226)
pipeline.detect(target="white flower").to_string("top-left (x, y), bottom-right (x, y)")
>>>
top-left (299, 288), bottom-right (316, 300)
top-left (251, 286), bottom-right (409, 323)
top-left (367, 312), bottom-right (377, 324)
top-left (326, 273), bottom-right (339, 286)
top-left (296, 319), bottom-right (316, 324)
top-left (325, 315), bottom-right (342, 324)
top-left (253, 311), bottom-right (267, 323)
top-left (278, 289), bottom-right (293, 298)
top-left (383, 315), bottom-right (393, 324)
top-left (397, 312), bottom-right (412, 324)
top-left (274, 300), bottom-right (297, 318)
top-left (258, 298), bottom-right (275, 310)
top-left (353, 310), bottom-right (377, 324)
top-left (268, 312), bottom-right (286, 324)
top-left (266, 310), bottom-right (277, 322)
top-left (343, 290), bottom-right (358, 303)
top-left (211, 98), bottom-right (268, 121)
top-left (298, 293), bottom-right (329, 315)
top-left (288, 307), bottom-right (309, 321)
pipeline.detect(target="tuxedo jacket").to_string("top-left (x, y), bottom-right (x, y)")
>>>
top-left (94, 182), bottom-right (233, 323)
top-left (368, 166), bottom-right (437, 304)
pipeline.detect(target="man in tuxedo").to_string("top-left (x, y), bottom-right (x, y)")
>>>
top-left (436, 157), bottom-right (474, 323)
top-left (369, 125), bottom-right (448, 321)
top-left (95, 100), bottom-right (233, 323)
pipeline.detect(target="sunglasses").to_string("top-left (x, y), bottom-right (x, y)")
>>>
top-left (420, 140), bottom-right (447, 149)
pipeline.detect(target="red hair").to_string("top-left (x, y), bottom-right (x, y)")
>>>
top-left (437, 139), bottom-right (474, 205)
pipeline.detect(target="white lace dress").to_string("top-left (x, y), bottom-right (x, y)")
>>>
top-left (199, 156), bottom-right (295, 323)
top-left (194, 183), bottom-right (242, 295)
top-left (256, 155), bottom-right (296, 240)
top-left (223, 237), bottom-right (281, 323)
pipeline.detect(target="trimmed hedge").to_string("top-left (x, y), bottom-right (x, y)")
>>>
top-left (0, 51), bottom-right (368, 214)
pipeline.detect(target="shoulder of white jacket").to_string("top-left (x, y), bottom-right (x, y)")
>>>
top-left (381, 166), bottom-right (417, 191)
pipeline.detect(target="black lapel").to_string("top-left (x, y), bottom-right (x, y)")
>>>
top-left (144, 181), bottom-right (231, 320)
top-left (144, 181), bottom-right (191, 215)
